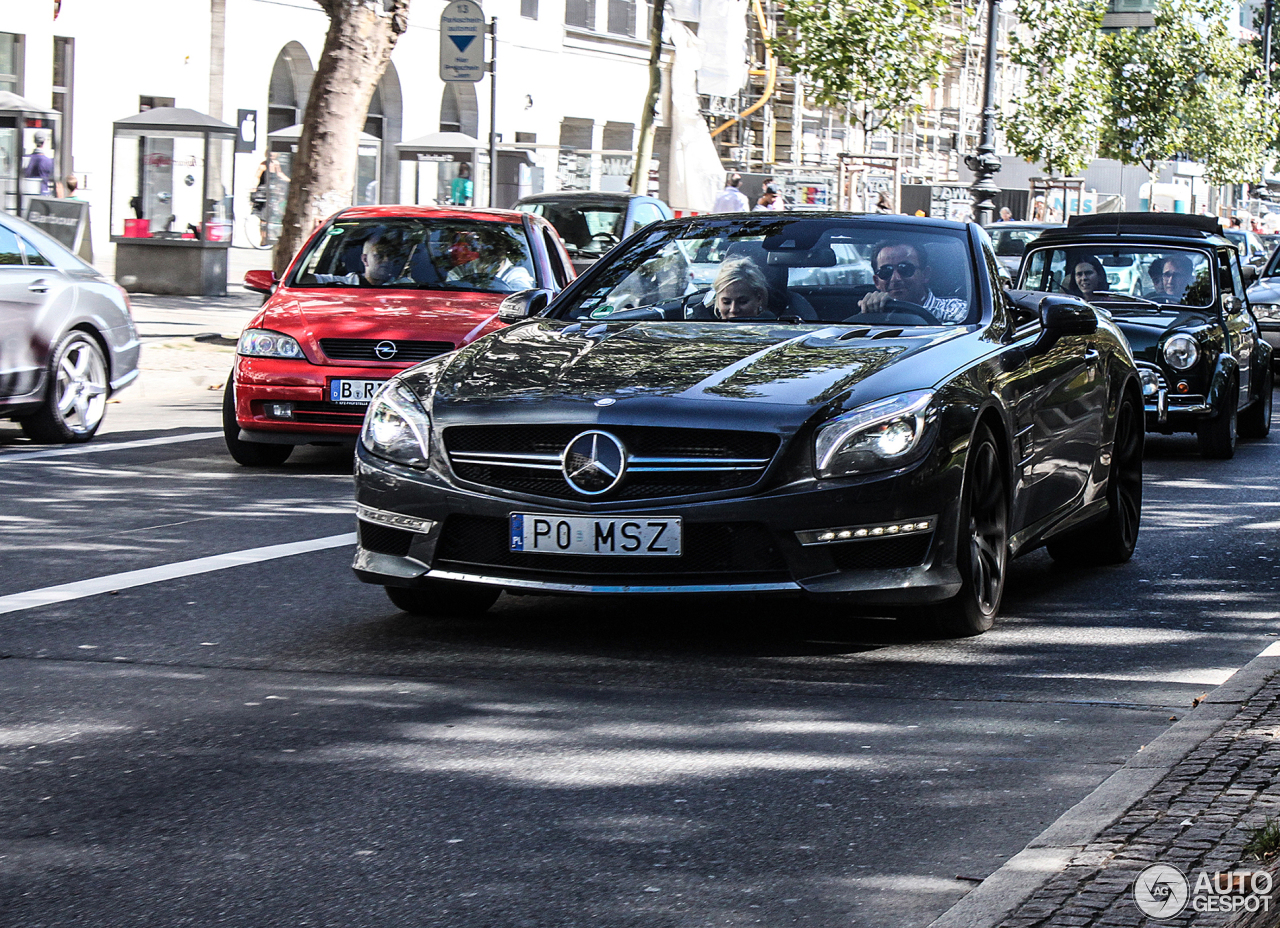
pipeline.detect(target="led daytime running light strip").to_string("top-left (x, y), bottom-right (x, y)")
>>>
top-left (356, 504), bottom-right (436, 534)
top-left (795, 517), bottom-right (936, 546)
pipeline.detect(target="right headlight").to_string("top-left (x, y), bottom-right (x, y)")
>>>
top-left (237, 328), bottom-right (306, 359)
top-left (814, 391), bottom-right (935, 478)
top-left (360, 381), bottom-right (431, 469)
top-left (1253, 302), bottom-right (1280, 322)
top-left (1162, 333), bottom-right (1200, 371)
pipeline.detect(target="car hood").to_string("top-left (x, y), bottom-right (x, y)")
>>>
top-left (257, 288), bottom-right (505, 346)
top-left (1109, 308), bottom-right (1214, 359)
top-left (1248, 278), bottom-right (1280, 304)
top-left (416, 318), bottom-right (966, 416)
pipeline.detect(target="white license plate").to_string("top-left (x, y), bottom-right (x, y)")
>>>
top-left (329, 378), bottom-right (385, 405)
top-left (510, 512), bottom-right (682, 556)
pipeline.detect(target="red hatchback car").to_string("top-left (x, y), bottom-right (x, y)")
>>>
top-left (225, 205), bottom-right (575, 465)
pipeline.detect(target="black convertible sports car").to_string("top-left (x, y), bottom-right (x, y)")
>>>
top-left (351, 213), bottom-right (1144, 635)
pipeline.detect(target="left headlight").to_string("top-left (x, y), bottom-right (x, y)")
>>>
top-left (1163, 333), bottom-right (1199, 371)
top-left (237, 328), bottom-right (306, 359)
top-left (360, 381), bottom-right (431, 469)
top-left (814, 390), bottom-right (935, 478)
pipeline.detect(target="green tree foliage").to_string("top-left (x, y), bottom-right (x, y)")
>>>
top-left (770, 0), bottom-right (960, 135)
top-left (1005, 0), bottom-right (1108, 177)
top-left (1008, 0), bottom-right (1274, 191)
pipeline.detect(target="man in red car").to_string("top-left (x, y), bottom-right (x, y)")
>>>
top-left (315, 231), bottom-right (415, 287)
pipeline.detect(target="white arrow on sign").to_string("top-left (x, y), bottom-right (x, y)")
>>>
top-left (440, 0), bottom-right (487, 83)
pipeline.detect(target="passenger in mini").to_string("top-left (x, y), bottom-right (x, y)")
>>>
top-left (856, 241), bottom-right (968, 322)
top-left (713, 257), bottom-right (771, 320)
top-left (1149, 253), bottom-right (1195, 302)
top-left (1064, 253), bottom-right (1109, 302)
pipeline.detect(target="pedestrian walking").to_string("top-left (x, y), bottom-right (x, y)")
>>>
top-left (711, 173), bottom-right (750, 213)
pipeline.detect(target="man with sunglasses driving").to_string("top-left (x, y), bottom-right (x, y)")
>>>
top-left (857, 241), bottom-right (968, 323)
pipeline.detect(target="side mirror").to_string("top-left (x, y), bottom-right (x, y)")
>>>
top-left (1029, 294), bottom-right (1096, 355)
top-left (498, 288), bottom-right (554, 323)
top-left (244, 269), bottom-right (277, 295)
top-left (1242, 263), bottom-right (1260, 285)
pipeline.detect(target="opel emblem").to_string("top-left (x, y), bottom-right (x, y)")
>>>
top-left (375, 340), bottom-right (398, 360)
top-left (562, 430), bottom-right (627, 496)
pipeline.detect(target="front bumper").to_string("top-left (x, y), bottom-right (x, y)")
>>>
top-left (350, 445), bottom-right (966, 605)
top-left (1144, 387), bottom-right (1213, 433)
top-left (234, 356), bottom-right (407, 440)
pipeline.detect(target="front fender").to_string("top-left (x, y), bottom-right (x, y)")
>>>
top-left (1206, 352), bottom-right (1240, 411)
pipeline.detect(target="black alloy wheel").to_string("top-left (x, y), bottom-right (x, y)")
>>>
top-left (933, 424), bottom-right (1008, 636)
top-left (1197, 377), bottom-right (1238, 459)
top-left (385, 581), bottom-right (500, 617)
top-left (1239, 365), bottom-right (1273, 440)
top-left (1047, 389), bottom-right (1143, 565)
top-left (222, 376), bottom-right (293, 467)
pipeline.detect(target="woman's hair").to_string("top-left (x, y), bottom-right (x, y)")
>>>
top-left (714, 256), bottom-right (769, 300)
top-left (1064, 253), bottom-right (1108, 295)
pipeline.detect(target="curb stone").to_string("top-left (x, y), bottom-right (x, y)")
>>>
top-left (928, 642), bottom-right (1280, 928)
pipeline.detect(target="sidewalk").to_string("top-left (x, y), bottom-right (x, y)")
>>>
top-left (931, 644), bottom-right (1280, 928)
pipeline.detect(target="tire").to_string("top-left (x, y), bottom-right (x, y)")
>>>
top-left (385, 582), bottom-right (500, 617)
top-left (931, 424), bottom-right (1008, 637)
top-left (1239, 365), bottom-right (1273, 440)
top-left (20, 330), bottom-right (110, 443)
top-left (1197, 377), bottom-right (1238, 459)
top-left (1047, 389), bottom-right (1143, 566)
top-left (222, 376), bottom-right (292, 466)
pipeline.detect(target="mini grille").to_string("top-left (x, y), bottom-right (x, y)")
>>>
top-left (291, 401), bottom-right (368, 426)
top-left (434, 515), bottom-right (788, 581)
top-left (827, 533), bottom-right (933, 571)
top-left (358, 520), bottom-right (416, 556)
top-left (320, 338), bottom-right (455, 363)
top-left (443, 425), bottom-right (780, 501)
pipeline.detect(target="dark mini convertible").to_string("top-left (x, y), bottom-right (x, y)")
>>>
top-left (1020, 214), bottom-right (1272, 459)
top-left (351, 213), bottom-right (1144, 635)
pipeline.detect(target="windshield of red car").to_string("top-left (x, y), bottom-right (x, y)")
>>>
top-left (289, 218), bottom-right (537, 293)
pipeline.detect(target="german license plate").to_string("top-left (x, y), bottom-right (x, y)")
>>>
top-left (510, 512), bottom-right (682, 556)
top-left (329, 378), bottom-right (385, 405)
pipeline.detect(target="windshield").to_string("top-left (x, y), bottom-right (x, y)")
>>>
top-left (1020, 245), bottom-right (1215, 310)
top-left (289, 217), bottom-right (537, 293)
top-left (558, 218), bottom-right (979, 327)
top-left (516, 200), bottom-right (626, 259)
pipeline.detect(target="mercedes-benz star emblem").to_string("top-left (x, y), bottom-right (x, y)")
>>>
top-left (375, 340), bottom-right (398, 361)
top-left (562, 431), bottom-right (627, 496)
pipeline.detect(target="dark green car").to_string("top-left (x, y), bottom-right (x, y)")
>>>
top-left (1019, 213), bottom-right (1273, 459)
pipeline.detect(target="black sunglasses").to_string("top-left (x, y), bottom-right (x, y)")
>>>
top-left (875, 262), bottom-right (919, 281)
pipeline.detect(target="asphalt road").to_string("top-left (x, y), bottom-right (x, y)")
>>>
top-left (2, 330), bottom-right (1277, 927)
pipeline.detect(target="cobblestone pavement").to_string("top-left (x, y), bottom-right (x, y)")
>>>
top-left (937, 658), bottom-right (1280, 927)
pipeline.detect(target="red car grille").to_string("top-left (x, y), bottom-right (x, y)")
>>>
top-left (292, 402), bottom-right (367, 426)
top-left (319, 338), bottom-right (455, 363)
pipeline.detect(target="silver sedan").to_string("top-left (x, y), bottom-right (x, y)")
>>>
top-left (0, 211), bottom-right (139, 442)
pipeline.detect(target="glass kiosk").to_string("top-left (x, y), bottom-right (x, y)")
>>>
top-left (110, 107), bottom-right (236, 296)
top-left (267, 124), bottom-right (382, 208)
top-left (0, 91), bottom-right (61, 215)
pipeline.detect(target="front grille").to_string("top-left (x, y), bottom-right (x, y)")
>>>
top-left (828, 533), bottom-right (933, 571)
top-left (443, 425), bottom-right (780, 501)
top-left (358, 520), bottom-right (416, 556)
top-left (434, 514), bottom-right (788, 581)
top-left (291, 401), bottom-right (367, 426)
top-left (319, 338), bottom-right (455, 363)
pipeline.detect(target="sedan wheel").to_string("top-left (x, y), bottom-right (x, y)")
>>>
top-left (21, 330), bottom-right (109, 443)
top-left (933, 425), bottom-right (1008, 637)
top-left (222, 377), bottom-right (292, 467)
top-left (1047, 389), bottom-right (1143, 565)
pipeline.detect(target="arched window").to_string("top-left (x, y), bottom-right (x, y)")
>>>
top-left (267, 42), bottom-right (314, 134)
top-left (440, 82), bottom-right (479, 138)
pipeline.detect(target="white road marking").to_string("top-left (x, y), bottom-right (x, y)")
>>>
top-left (0, 431), bottom-right (223, 463)
top-left (0, 533), bottom-right (357, 615)
top-left (1259, 641), bottom-right (1280, 658)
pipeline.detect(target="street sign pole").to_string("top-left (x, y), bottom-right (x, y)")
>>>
top-left (489, 17), bottom-right (498, 208)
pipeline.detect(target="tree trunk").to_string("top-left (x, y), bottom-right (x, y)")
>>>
top-left (272, 0), bottom-right (410, 276)
top-left (631, 0), bottom-right (665, 196)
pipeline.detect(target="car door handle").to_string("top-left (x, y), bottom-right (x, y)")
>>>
top-left (28, 279), bottom-right (50, 293)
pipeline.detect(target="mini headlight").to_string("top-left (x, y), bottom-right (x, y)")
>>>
top-left (237, 328), bottom-right (306, 359)
top-left (814, 390), bottom-right (935, 478)
top-left (360, 381), bottom-right (430, 468)
top-left (1253, 302), bottom-right (1280, 322)
top-left (1162, 334), bottom-right (1199, 371)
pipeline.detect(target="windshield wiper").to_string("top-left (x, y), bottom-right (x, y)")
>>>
top-left (1091, 293), bottom-right (1163, 312)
